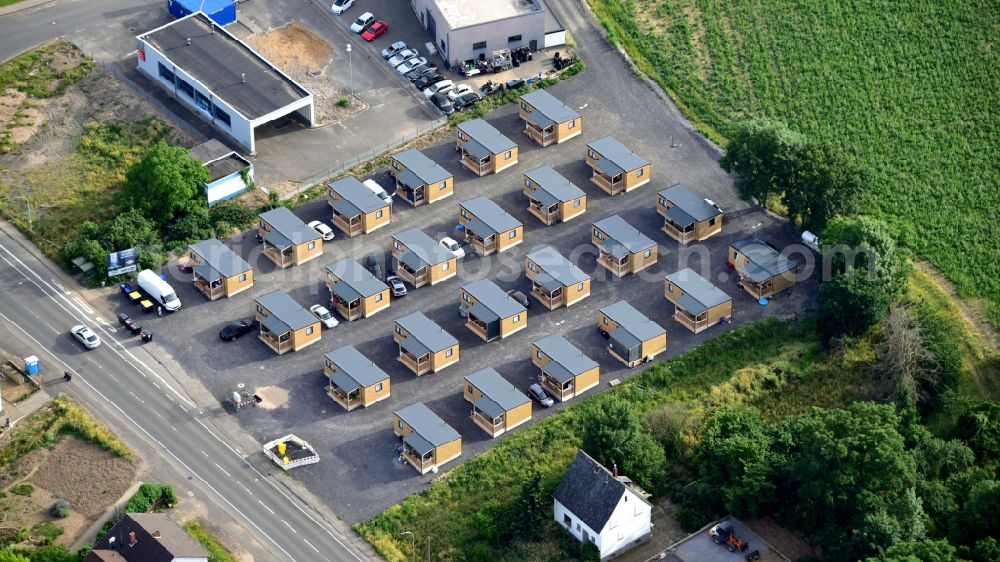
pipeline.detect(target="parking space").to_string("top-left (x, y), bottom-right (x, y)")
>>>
top-left (666, 517), bottom-right (776, 562)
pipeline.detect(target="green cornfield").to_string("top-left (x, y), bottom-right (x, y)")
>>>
top-left (588, 0), bottom-right (1000, 323)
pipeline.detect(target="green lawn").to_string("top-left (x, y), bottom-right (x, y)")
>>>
top-left (0, 0), bottom-right (29, 9)
top-left (587, 0), bottom-right (1000, 325)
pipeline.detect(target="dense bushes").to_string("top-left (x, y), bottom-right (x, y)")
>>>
top-left (124, 483), bottom-right (177, 512)
top-left (579, 398), bottom-right (665, 491)
top-left (49, 499), bottom-right (70, 518)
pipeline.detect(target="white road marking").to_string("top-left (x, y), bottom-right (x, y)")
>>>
top-left (282, 519), bottom-right (297, 534)
top-left (238, 481), bottom-right (251, 494)
top-left (72, 297), bottom-right (93, 314)
top-left (303, 539), bottom-right (320, 553)
top-left (258, 499), bottom-right (276, 515)
top-left (214, 462), bottom-right (232, 477)
top-left (43, 321), bottom-right (59, 334)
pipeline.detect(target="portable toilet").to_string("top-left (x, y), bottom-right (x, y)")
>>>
top-left (167, 0), bottom-right (237, 26)
top-left (23, 356), bottom-right (39, 376)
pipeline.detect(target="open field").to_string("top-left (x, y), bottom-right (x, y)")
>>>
top-left (587, 0), bottom-right (1000, 325)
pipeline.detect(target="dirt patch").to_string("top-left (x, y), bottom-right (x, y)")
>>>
top-left (254, 385), bottom-right (289, 409)
top-left (915, 261), bottom-right (999, 351)
top-left (743, 517), bottom-right (818, 561)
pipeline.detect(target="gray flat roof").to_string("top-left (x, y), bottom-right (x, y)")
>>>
top-left (465, 368), bottom-right (529, 417)
top-left (731, 237), bottom-right (795, 281)
top-left (593, 215), bottom-right (656, 253)
top-left (463, 279), bottom-right (525, 319)
top-left (328, 177), bottom-right (389, 214)
top-left (326, 259), bottom-right (389, 301)
top-left (526, 246), bottom-right (589, 287)
top-left (189, 238), bottom-right (251, 279)
top-left (395, 402), bottom-right (460, 451)
top-left (458, 119), bottom-right (517, 155)
top-left (395, 312), bottom-right (458, 353)
top-left (533, 334), bottom-right (598, 383)
top-left (665, 268), bottom-right (732, 316)
top-left (524, 166), bottom-right (585, 203)
top-left (393, 149), bottom-right (451, 185)
top-left (587, 136), bottom-right (649, 172)
top-left (324, 346), bottom-right (389, 390)
top-left (256, 290), bottom-right (316, 330)
top-left (259, 206), bottom-right (320, 245)
top-left (433, 0), bottom-right (541, 29)
top-left (393, 228), bottom-right (454, 267)
top-left (461, 197), bottom-right (522, 235)
top-left (139, 13), bottom-right (310, 121)
top-left (600, 300), bottom-right (665, 342)
top-left (658, 184), bottom-right (722, 227)
top-left (520, 90), bottom-right (579, 125)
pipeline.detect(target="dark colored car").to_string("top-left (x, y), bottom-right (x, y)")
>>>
top-left (598, 326), bottom-right (610, 339)
top-left (505, 78), bottom-right (526, 90)
top-left (220, 319), bottom-right (260, 341)
top-left (528, 383), bottom-right (555, 407)
top-left (405, 64), bottom-right (437, 81)
top-left (431, 92), bottom-right (454, 114)
top-left (507, 289), bottom-right (530, 309)
top-left (453, 91), bottom-right (481, 111)
top-left (361, 21), bottom-right (388, 41)
top-left (366, 254), bottom-right (383, 280)
top-left (414, 72), bottom-right (445, 91)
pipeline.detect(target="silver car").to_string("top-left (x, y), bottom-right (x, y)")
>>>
top-left (71, 324), bottom-right (101, 349)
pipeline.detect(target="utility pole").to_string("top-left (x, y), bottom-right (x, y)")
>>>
top-left (399, 531), bottom-right (415, 562)
top-left (346, 43), bottom-right (353, 101)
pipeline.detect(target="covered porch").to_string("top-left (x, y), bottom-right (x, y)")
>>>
top-left (470, 403), bottom-right (506, 438)
top-left (527, 193), bottom-right (559, 225)
top-left (331, 200), bottom-right (364, 237)
top-left (327, 380), bottom-right (363, 411)
top-left (524, 120), bottom-right (555, 147)
top-left (401, 434), bottom-right (437, 474)
top-left (259, 315), bottom-right (293, 354)
top-left (590, 158), bottom-right (625, 195)
top-left (395, 252), bottom-right (429, 287)
top-left (463, 220), bottom-right (498, 255)
top-left (673, 307), bottom-right (715, 334)
top-left (261, 231), bottom-right (294, 268)
top-left (663, 218), bottom-right (695, 243)
top-left (459, 140), bottom-right (492, 176)
top-left (398, 338), bottom-right (432, 375)
top-left (539, 371), bottom-right (575, 402)
top-left (466, 303), bottom-right (499, 342)
top-left (597, 245), bottom-right (629, 277)
top-left (393, 168), bottom-right (428, 206)
top-left (192, 264), bottom-right (224, 300)
top-left (331, 293), bottom-right (362, 321)
top-left (530, 277), bottom-right (563, 310)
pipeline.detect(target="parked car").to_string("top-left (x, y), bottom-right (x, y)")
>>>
top-left (528, 383), bottom-right (555, 407)
top-left (396, 57), bottom-right (428, 74)
top-left (350, 12), bottom-right (375, 33)
top-left (363, 179), bottom-right (393, 205)
top-left (414, 72), bottom-right (445, 91)
top-left (507, 289), bottom-right (531, 309)
top-left (387, 48), bottom-right (418, 67)
top-left (309, 304), bottom-right (339, 329)
top-left (439, 236), bottom-right (465, 258)
top-left (404, 64), bottom-right (437, 81)
top-left (446, 84), bottom-right (474, 101)
top-left (598, 326), bottom-right (611, 339)
top-left (431, 92), bottom-right (454, 114)
top-left (365, 254), bottom-right (383, 280)
top-left (71, 324), bottom-right (101, 349)
top-left (381, 41), bottom-right (407, 60)
top-left (386, 275), bottom-right (407, 297)
top-left (505, 78), bottom-right (526, 90)
top-left (307, 220), bottom-right (335, 241)
top-left (330, 0), bottom-right (354, 14)
top-left (361, 21), bottom-right (388, 41)
top-left (219, 319), bottom-right (259, 341)
top-left (458, 304), bottom-right (469, 318)
top-left (423, 79), bottom-right (454, 98)
top-left (453, 91), bottom-right (481, 111)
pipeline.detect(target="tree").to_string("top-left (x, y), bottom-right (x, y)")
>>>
top-left (822, 215), bottom-right (907, 295)
top-left (0, 552), bottom-right (30, 562)
top-left (955, 403), bottom-right (1000, 462)
top-left (866, 539), bottom-right (970, 562)
top-left (580, 398), bottom-right (666, 490)
top-left (720, 118), bottom-right (807, 205)
top-left (783, 144), bottom-right (864, 232)
top-left (695, 408), bottom-right (779, 516)
top-left (512, 473), bottom-right (545, 539)
top-left (818, 268), bottom-right (895, 341)
top-left (120, 140), bottom-right (209, 229)
top-left (873, 305), bottom-right (941, 405)
top-left (102, 209), bottom-right (159, 252)
top-left (950, 480), bottom-right (1000, 549)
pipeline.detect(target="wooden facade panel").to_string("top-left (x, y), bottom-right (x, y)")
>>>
top-left (641, 333), bottom-right (667, 360)
top-left (292, 324), bottom-right (322, 351)
top-left (363, 290), bottom-right (391, 317)
top-left (563, 279), bottom-right (590, 307)
top-left (496, 226), bottom-right (524, 253)
top-left (575, 367), bottom-right (600, 395)
top-left (624, 164), bottom-right (651, 191)
top-left (223, 270), bottom-right (254, 297)
top-left (500, 312), bottom-right (527, 338)
top-left (393, 416), bottom-right (413, 438)
top-left (363, 207), bottom-right (392, 233)
top-left (361, 379), bottom-right (391, 405)
top-left (428, 259), bottom-right (457, 285)
top-left (505, 402), bottom-right (532, 430)
top-left (493, 147), bottom-right (519, 174)
top-left (560, 197), bottom-right (587, 222)
top-left (629, 246), bottom-right (658, 273)
top-left (435, 438), bottom-right (462, 466)
top-left (294, 239), bottom-right (323, 265)
top-left (427, 177), bottom-right (454, 204)
top-left (432, 346), bottom-right (459, 371)
top-left (555, 118), bottom-right (582, 143)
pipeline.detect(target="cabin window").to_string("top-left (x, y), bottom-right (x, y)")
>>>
top-left (326, 359), bottom-right (333, 369)
top-left (393, 240), bottom-right (401, 249)
top-left (508, 230), bottom-right (517, 239)
top-left (603, 317), bottom-right (609, 325)
top-left (637, 167), bottom-right (645, 177)
top-left (306, 326), bottom-right (315, 336)
top-left (577, 282), bottom-right (585, 291)
top-left (473, 41), bottom-right (487, 50)
top-left (439, 180), bottom-right (447, 190)
top-left (239, 273), bottom-right (247, 282)
top-left (395, 325), bottom-right (403, 335)
top-left (520, 101), bottom-right (528, 111)
top-left (667, 283), bottom-right (674, 293)
top-left (524, 178), bottom-right (531, 187)
top-left (644, 249), bottom-right (652, 258)
top-left (593, 229), bottom-right (604, 240)
top-left (659, 197), bottom-right (665, 206)
top-left (507, 34), bottom-right (522, 43)
top-left (505, 150), bottom-right (513, 160)
top-left (308, 241), bottom-right (316, 250)
top-left (375, 382), bottom-right (383, 392)
top-left (563, 514), bottom-right (572, 527)
top-left (573, 198), bottom-right (582, 207)
top-left (392, 161), bottom-right (400, 170)
top-left (513, 314), bottom-right (521, 323)
top-left (709, 217), bottom-right (717, 226)
top-left (536, 350), bottom-right (542, 359)
top-left (375, 209), bottom-right (384, 219)
top-left (568, 119), bottom-right (576, 129)
top-left (445, 348), bottom-right (453, 358)
top-left (460, 208), bottom-right (469, 218)
top-left (467, 384), bottom-right (474, 394)
top-left (442, 261), bottom-right (450, 270)
top-left (463, 293), bottom-right (472, 303)
top-left (458, 132), bottom-right (466, 141)
top-left (257, 305), bottom-right (265, 314)
top-left (375, 293), bottom-right (383, 302)
top-left (528, 262), bottom-right (536, 272)
top-left (588, 149), bottom-right (595, 158)
top-left (398, 420), bottom-right (403, 429)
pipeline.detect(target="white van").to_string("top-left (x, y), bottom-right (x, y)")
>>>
top-left (363, 179), bottom-right (393, 206)
top-left (137, 269), bottom-right (181, 311)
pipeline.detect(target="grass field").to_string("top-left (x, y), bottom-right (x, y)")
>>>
top-left (587, 0), bottom-right (1000, 325)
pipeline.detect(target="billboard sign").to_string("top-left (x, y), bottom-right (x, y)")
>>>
top-left (107, 248), bottom-right (138, 277)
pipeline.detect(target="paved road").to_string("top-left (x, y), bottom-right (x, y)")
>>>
top-left (0, 223), bottom-right (374, 562)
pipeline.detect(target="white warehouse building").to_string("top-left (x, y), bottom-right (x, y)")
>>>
top-left (136, 13), bottom-right (313, 154)
top-left (408, 0), bottom-right (565, 68)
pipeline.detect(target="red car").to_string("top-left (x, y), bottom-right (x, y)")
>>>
top-left (362, 21), bottom-right (388, 41)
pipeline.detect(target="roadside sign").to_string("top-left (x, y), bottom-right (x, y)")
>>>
top-left (107, 248), bottom-right (137, 277)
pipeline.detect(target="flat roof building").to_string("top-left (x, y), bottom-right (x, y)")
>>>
top-left (188, 238), bottom-right (253, 300)
top-left (598, 300), bottom-right (667, 368)
top-left (729, 237), bottom-right (797, 300)
top-left (136, 13), bottom-right (313, 154)
top-left (592, 215), bottom-right (658, 277)
top-left (325, 259), bottom-right (391, 321)
top-left (461, 279), bottom-right (527, 342)
top-left (391, 227), bottom-right (458, 288)
top-left (525, 246), bottom-right (591, 309)
top-left (456, 119), bottom-right (518, 176)
top-left (391, 149), bottom-right (454, 206)
top-left (393, 311), bottom-right (460, 376)
top-left (531, 334), bottom-right (599, 402)
top-left (585, 136), bottom-right (651, 195)
top-left (258, 207), bottom-right (323, 268)
top-left (190, 139), bottom-right (254, 205)
top-left (327, 177), bottom-right (392, 237)
top-left (665, 268), bottom-right (733, 333)
top-left (523, 165), bottom-right (587, 225)
top-left (459, 196), bottom-right (524, 255)
top-left (324, 345), bottom-right (391, 411)
top-left (463, 368), bottom-right (532, 438)
top-left (394, 402), bottom-right (462, 474)
top-left (657, 184), bottom-right (723, 243)
top-left (518, 90), bottom-right (582, 146)
top-left (254, 290), bottom-right (321, 354)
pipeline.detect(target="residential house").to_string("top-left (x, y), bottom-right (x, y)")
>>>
top-left (327, 177), bottom-right (391, 236)
top-left (518, 89), bottom-right (582, 146)
top-left (729, 236), bottom-right (797, 299)
top-left (463, 368), bottom-right (532, 438)
top-left (191, 139), bottom-right (254, 206)
top-left (459, 196), bottom-right (524, 255)
top-left (460, 279), bottom-right (527, 342)
top-left (188, 238), bottom-right (253, 300)
top-left (393, 402), bottom-right (462, 474)
top-left (553, 450), bottom-right (653, 560)
top-left (86, 513), bottom-right (209, 562)
top-left (523, 165), bottom-right (587, 225)
top-left (657, 183), bottom-right (723, 243)
top-left (258, 206), bottom-right (322, 268)
top-left (592, 215), bottom-right (658, 277)
top-left (391, 148), bottom-right (454, 206)
top-left (324, 345), bottom-right (390, 411)
top-left (597, 300), bottom-right (667, 367)
top-left (393, 311), bottom-right (460, 376)
top-left (325, 258), bottom-right (391, 320)
top-left (585, 136), bottom-right (650, 195)
top-left (664, 268), bottom-right (733, 333)
top-left (456, 118), bottom-right (518, 176)
top-left (254, 290), bottom-right (321, 354)
top-left (525, 246), bottom-right (591, 309)
top-left (531, 334), bottom-right (600, 402)
top-left (391, 227), bottom-right (458, 288)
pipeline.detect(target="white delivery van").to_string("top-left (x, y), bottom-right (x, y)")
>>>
top-left (363, 179), bottom-right (393, 206)
top-left (137, 269), bottom-right (181, 311)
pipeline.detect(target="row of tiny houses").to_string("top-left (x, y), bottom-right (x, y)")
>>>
top-left (327, 177), bottom-right (391, 237)
top-left (258, 207), bottom-right (323, 268)
top-left (325, 258), bottom-right (390, 320)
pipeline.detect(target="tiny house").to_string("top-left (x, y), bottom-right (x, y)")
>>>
top-left (664, 268), bottom-right (733, 333)
top-left (523, 165), bottom-right (586, 225)
top-left (459, 196), bottom-right (524, 255)
top-left (327, 177), bottom-right (391, 237)
top-left (460, 279), bottom-right (527, 342)
top-left (531, 334), bottom-right (600, 402)
top-left (525, 246), bottom-right (591, 309)
top-left (393, 311), bottom-right (460, 376)
top-left (729, 237), bottom-right (796, 299)
top-left (393, 402), bottom-right (462, 474)
top-left (254, 290), bottom-right (321, 354)
top-left (518, 89), bottom-right (582, 147)
top-left (390, 148), bottom-right (454, 206)
top-left (324, 345), bottom-right (390, 411)
top-left (657, 184), bottom-right (723, 243)
top-left (391, 228), bottom-right (458, 288)
top-left (325, 258), bottom-right (390, 320)
top-left (188, 238), bottom-right (252, 300)
top-left (598, 300), bottom-right (667, 367)
top-left (585, 136), bottom-right (650, 195)
top-left (258, 207), bottom-right (323, 268)
top-left (592, 215), bottom-right (658, 277)
top-left (456, 119), bottom-right (518, 176)
top-left (463, 368), bottom-right (532, 438)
